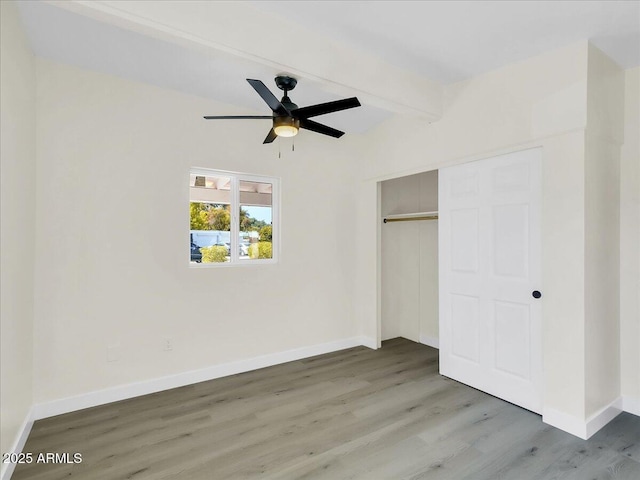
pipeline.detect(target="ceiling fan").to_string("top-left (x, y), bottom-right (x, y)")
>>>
top-left (204, 76), bottom-right (361, 143)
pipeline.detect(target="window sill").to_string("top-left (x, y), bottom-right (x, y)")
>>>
top-left (189, 259), bottom-right (277, 268)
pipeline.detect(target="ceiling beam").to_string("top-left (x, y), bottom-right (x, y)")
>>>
top-left (47, 0), bottom-right (443, 121)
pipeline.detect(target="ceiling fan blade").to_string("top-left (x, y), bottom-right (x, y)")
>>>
top-left (203, 115), bottom-right (273, 119)
top-left (293, 97), bottom-right (361, 119)
top-left (263, 128), bottom-right (278, 144)
top-left (247, 79), bottom-right (289, 115)
top-left (299, 118), bottom-right (344, 138)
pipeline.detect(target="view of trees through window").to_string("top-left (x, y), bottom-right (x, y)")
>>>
top-left (189, 170), bottom-right (275, 264)
top-left (190, 203), bottom-right (269, 232)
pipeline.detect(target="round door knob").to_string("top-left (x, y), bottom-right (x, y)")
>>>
top-left (532, 290), bottom-right (542, 299)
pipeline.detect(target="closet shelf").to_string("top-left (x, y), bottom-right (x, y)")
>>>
top-left (383, 211), bottom-right (439, 223)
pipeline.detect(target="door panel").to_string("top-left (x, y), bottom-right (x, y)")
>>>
top-left (450, 294), bottom-right (480, 363)
top-left (493, 203), bottom-right (529, 278)
top-left (439, 148), bottom-right (542, 414)
top-left (451, 208), bottom-right (479, 272)
top-left (494, 300), bottom-right (531, 379)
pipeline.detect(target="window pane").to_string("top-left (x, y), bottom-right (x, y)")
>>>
top-left (190, 174), bottom-right (231, 263)
top-left (239, 180), bottom-right (273, 260)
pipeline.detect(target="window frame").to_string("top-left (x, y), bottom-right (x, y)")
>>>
top-left (189, 167), bottom-right (279, 267)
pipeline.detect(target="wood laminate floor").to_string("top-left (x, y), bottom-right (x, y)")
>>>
top-left (13, 338), bottom-right (640, 479)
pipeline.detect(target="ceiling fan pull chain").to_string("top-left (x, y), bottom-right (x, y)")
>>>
top-left (292, 138), bottom-right (295, 152)
top-left (278, 141), bottom-right (281, 159)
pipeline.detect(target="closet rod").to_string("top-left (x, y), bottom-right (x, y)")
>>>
top-left (383, 215), bottom-right (438, 223)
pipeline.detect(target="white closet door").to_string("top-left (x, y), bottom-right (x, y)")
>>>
top-left (439, 148), bottom-right (542, 414)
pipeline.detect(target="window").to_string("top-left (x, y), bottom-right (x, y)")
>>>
top-left (189, 169), bottom-right (278, 265)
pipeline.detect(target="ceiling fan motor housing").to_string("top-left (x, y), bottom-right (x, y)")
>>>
top-left (274, 80), bottom-right (299, 137)
top-left (279, 94), bottom-right (298, 112)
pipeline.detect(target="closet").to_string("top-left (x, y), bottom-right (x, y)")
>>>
top-left (380, 170), bottom-right (439, 348)
top-left (380, 149), bottom-right (542, 413)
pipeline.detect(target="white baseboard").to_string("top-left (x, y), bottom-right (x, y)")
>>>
top-left (543, 397), bottom-right (623, 440)
top-left (32, 336), bottom-right (368, 420)
top-left (1, 408), bottom-right (34, 480)
top-left (419, 334), bottom-right (439, 349)
top-left (622, 395), bottom-right (640, 416)
top-left (543, 408), bottom-right (589, 439)
top-left (585, 397), bottom-right (623, 438)
top-left (358, 336), bottom-right (378, 350)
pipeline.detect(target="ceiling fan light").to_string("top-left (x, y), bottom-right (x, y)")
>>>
top-left (274, 125), bottom-right (298, 137)
top-left (273, 116), bottom-right (300, 137)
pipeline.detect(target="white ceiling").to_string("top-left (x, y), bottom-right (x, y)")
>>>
top-left (16, 1), bottom-right (640, 134)
top-left (252, 1), bottom-right (640, 83)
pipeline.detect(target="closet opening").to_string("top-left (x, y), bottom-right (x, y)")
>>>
top-left (380, 169), bottom-right (439, 350)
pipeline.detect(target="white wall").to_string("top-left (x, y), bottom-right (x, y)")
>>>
top-left (380, 171), bottom-right (438, 344)
top-left (584, 45), bottom-right (624, 417)
top-left (32, 59), bottom-right (362, 405)
top-left (620, 66), bottom-right (640, 412)
top-left (0, 0), bottom-right (36, 461)
top-left (418, 172), bottom-right (440, 344)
